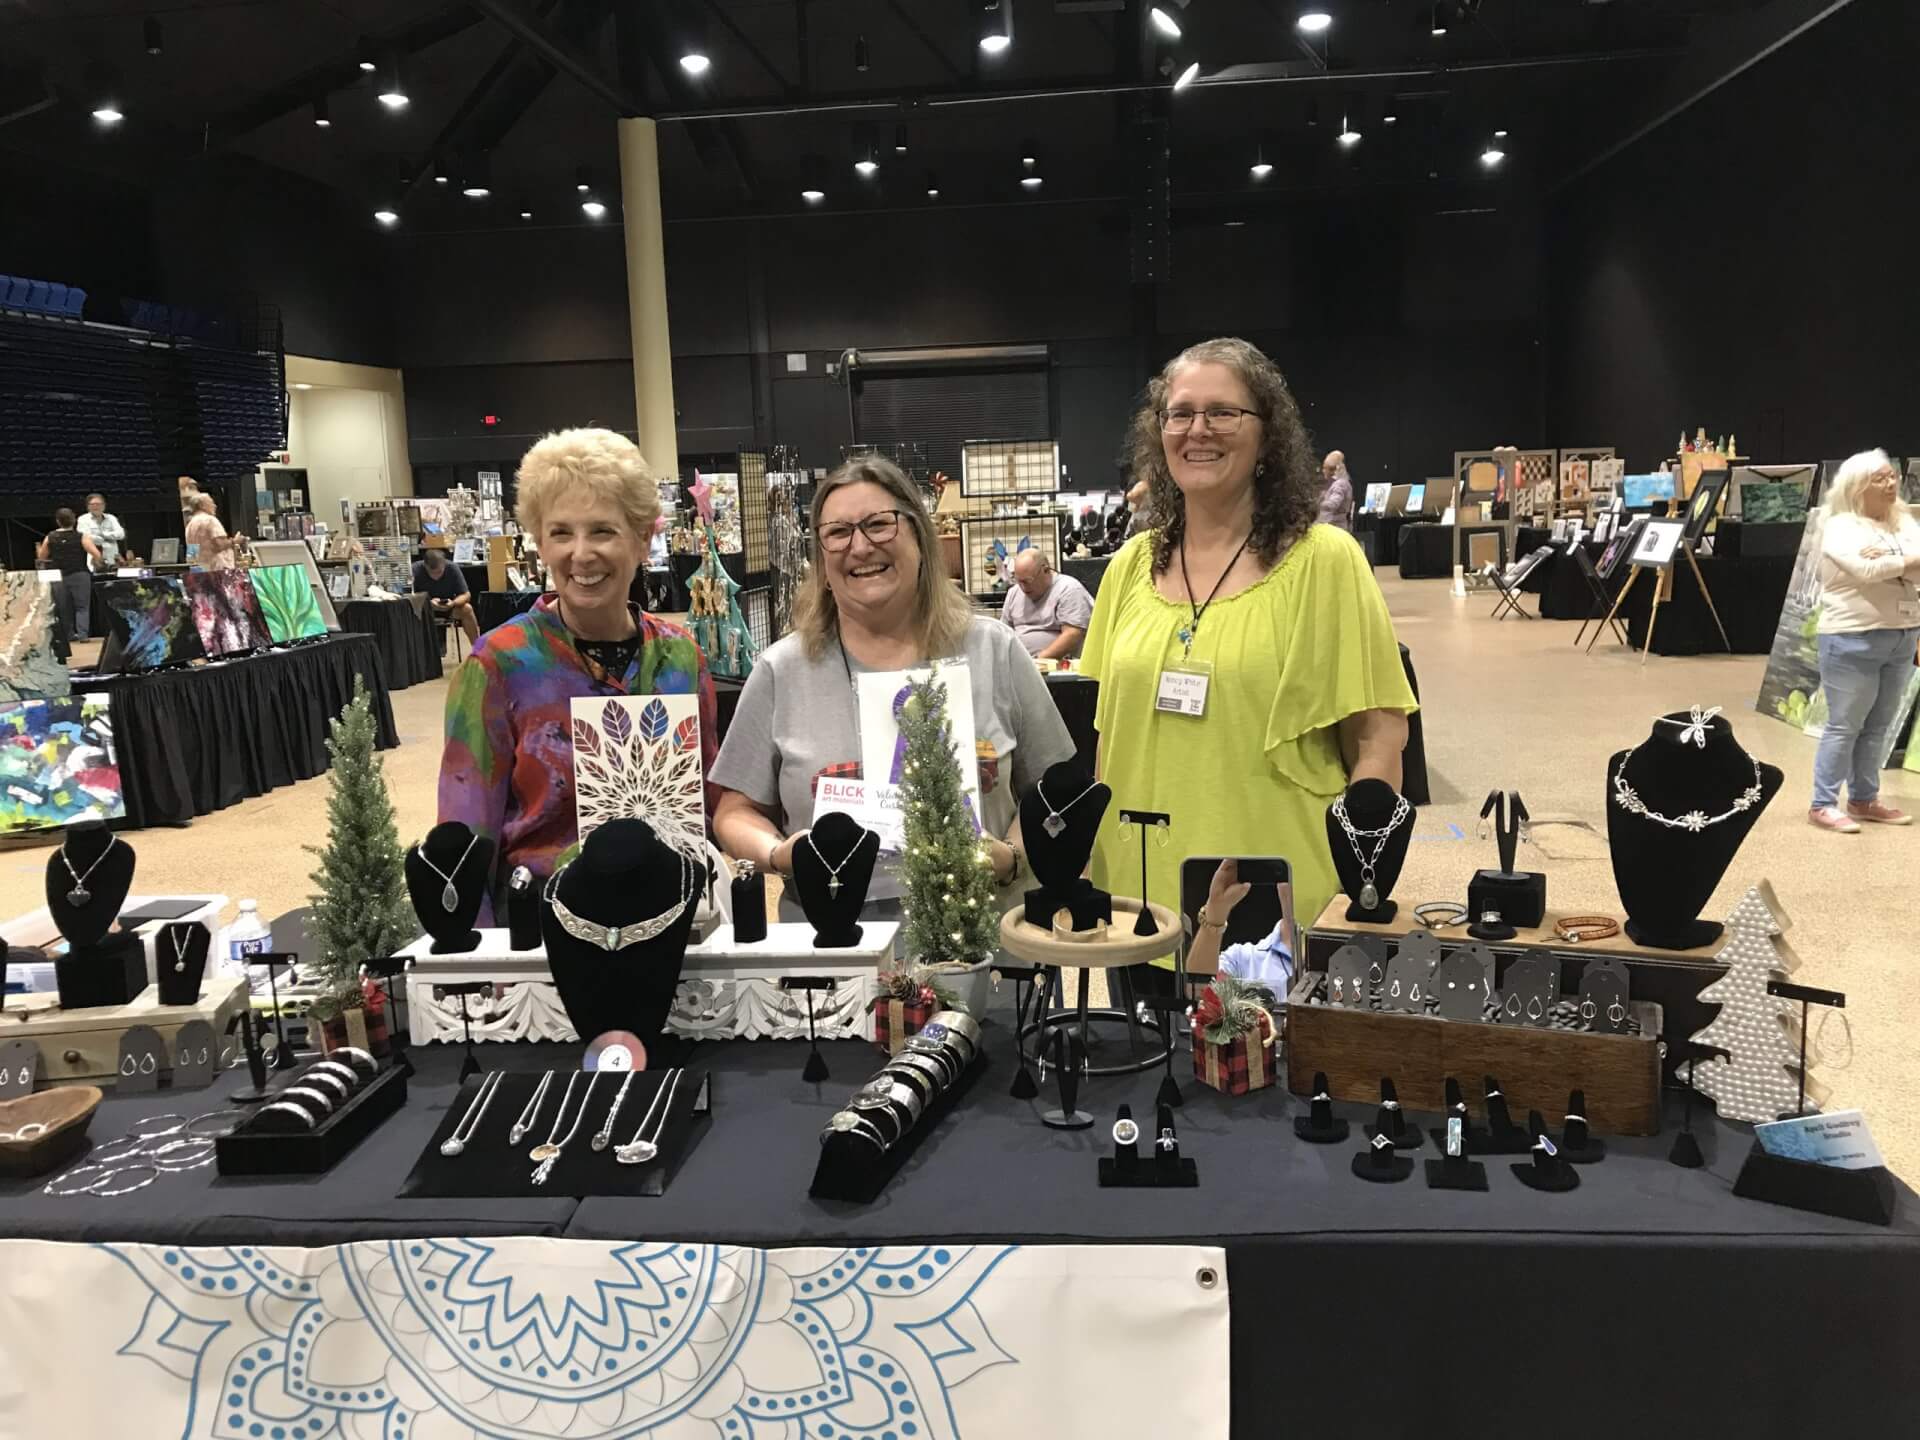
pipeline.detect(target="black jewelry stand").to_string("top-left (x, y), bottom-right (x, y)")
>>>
top-left (1020, 767), bottom-right (1113, 932)
top-left (155, 922), bottom-right (211, 1007)
top-left (1363, 1077), bottom-right (1424, 1149)
top-left (1040, 1029), bottom-right (1093, 1129)
top-left (781, 975), bottom-right (835, 1083)
top-left (217, 1064), bottom-right (408, 1175)
top-left (812, 1052), bottom-right (984, 1204)
top-left (1104, 1102), bottom-right (1197, 1187)
top-left (1468, 790), bottom-right (1545, 938)
top-left (1426, 1081), bottom-right (1489, 1189)
top-left (248, 952), bottom-right (301, 1070)
top-left (1352, 1131), bottom-right (1414, 1182)
top-left (1477, 1075), bottom-right (1533, 1155)
top-left (1327, 778), bottom-right (1412, 924)
top-left (1511, 1109), bottom-right (1581, 1192)
top-left (791, 812), bottom-right (880, 948)
top-left (405, 822), bottom-right (494, 955)
top-left (998, 963), bottom-right (1043, 1099)
top-left (440, 981), bottom-right (490, 1083)
top-left (45, 822), bottom-right (134, 952)
top-left (1140, 992), bottom-right (1187, 1108)
top-left (1669, 1056), bottom-right (1705, 1169)
top-left (1117, 808), bottom-right (1170, 937)
top-left (1732, 979), bottom-right (1894, 1225)
top-left (505, 866), bottom-right (542, 951)
top-left (53, 930), bottom-right (146, 1010)
top-left (231, 1009), bottom-right (274, 1102)
top-left (1557, 1087), bottom-right (1607, 1164)
top-left (731, 861), bottom-right (769, 944)
top-left (364, 954), bottom-right (414, 1078)
top-left (1294, 1070), bottom-right (1351, 1143)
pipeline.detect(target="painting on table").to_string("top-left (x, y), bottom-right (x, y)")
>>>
top-left (570, 694), bottom-right (706, 857)
top-left (98, 578), bottom-right (206, 673)
top-left (183, 571), bottom-right (270, 657)
top-left (252, 564), bottom-right (328, 644)
top-left (0, 574), bottom-right (69, 703)
top-left (0, 693), bottom-right (123, 834)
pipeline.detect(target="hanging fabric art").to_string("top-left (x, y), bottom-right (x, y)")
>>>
top-left (688, 524), bottom-right (757, 680)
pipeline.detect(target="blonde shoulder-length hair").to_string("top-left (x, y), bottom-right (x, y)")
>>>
top-left (1825, 449), bottom-right (1899, 517)
top-left (790, 457), bottom-right (972, 660)
top-left (514, 427), bottom-right (661, 541)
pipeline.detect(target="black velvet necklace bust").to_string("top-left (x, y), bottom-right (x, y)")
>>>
top-left (156, 921), bottom-right (212, 1006)
top-left (1607, 710), bottom-right (1782, 950)
top-left (791, 811), bottom-right (881, 948)
top-left (1325, 779), bottom-right (1412, 923)
top-left (1019, 762), bottom-right (1113, 931)
top-left (406, 821), bottom-right (496, 954)
top-left (540, 818), bottom-right (705, 1044)
top-left (47, 821), bottom-right (135, 951)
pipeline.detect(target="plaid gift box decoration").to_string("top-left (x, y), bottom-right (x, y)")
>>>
top-left (1190, 973), bottom-right (1279, 1095)
top-left (873, 998), bottom-right (933, 1056)
top-left (870, 965), bottom-right (959, 1056)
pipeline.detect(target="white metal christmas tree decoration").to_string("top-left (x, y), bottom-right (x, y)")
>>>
top-left (1688, 882), bottom-right (1810, 1124)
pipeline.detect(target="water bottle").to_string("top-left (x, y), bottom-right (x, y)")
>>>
top-left (223, 899), bottom-right (272, 981)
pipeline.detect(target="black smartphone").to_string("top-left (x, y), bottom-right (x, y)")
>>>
top-left (1179, 856), bottom-right (1295, 954)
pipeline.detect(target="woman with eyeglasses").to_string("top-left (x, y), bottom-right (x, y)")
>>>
top-left (1807, 449), bottom-right (1920, 832)
top-left (711, 457), bottom-right (1076, 919)
top-left (1079, 337), bottom-right (1417, 984)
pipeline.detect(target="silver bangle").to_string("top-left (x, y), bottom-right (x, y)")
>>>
top-left (853, 1078), bottom-right (925, 1127)
top-left (328, 1046), bottom-right (379, 1079)
top-left (927, 1010), bottom-right (983, 1050)
top-left (307, 1061), bottom-right (362, 1092)
top-left (300, 1070), bottom-right (352, 1104)
top-left (149, 1138), bottom-right (217, 1170)
top-left (255, 1102), bottom-right (317, 1131)
top-left (185, 1109), bottom-right (247, 1139)
top-left (820, 1109), bottom-right (888, 1149)
top-left (44, 1164), bottom-right (114, 1197)
top-left (87, 1133), bottom-right (149, 1165)
top-left (904, 1035), bottom-right (960, 1084)
top-left (884, 1053), bottom-right (948, 1099)
top-left (278, 1086), bottom-right (337, 1118)
top-left (91, 1163), bottom-right (161, 1196)
top-left (127, 1113), bottom-right (187, 1141)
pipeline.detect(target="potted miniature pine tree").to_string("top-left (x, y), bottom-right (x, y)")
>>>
top-left (890, 671), bottom-right (1000, 1020)
top-left (304, 678), bottom-right (414, 1056)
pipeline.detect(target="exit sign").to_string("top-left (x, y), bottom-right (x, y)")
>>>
top-left (483, 414), bottom-right (499, 427)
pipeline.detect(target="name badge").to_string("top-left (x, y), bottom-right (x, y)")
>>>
top-left (1155, 664), bottom-right (1211, 717)
top-left (1901, 595), bottom-right (1920, 622)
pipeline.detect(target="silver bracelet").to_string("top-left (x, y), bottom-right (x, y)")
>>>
top-left (256, 1102), bottom-right (317, 1131)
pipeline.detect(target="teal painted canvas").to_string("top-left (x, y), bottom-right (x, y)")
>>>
top-left (252, 565), bottom-right (326, 644)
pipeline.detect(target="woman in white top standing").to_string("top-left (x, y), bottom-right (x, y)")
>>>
top-left (1809, 449), bottom-right (1920, 832)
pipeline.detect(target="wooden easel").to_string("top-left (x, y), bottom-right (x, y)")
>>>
top-left (1587, 542), bottom-right (1730, 663)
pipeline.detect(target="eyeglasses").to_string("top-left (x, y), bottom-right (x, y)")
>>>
top-left (1159, 406), bottom-right (1261, 434)
top-left (818, 509), bottom-right (905, 552)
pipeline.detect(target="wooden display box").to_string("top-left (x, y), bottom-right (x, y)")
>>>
top-left (1285, 979), bottom-right (1664, 1135)
top-left (0, 977), bottom-right (250, 1088)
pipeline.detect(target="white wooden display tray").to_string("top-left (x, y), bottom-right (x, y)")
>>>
top-left (402, 922), bottom-right (898, 1044)
top-left (2, 894), bottom-right (230, 993)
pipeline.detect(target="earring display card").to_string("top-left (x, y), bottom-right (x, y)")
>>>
top-left (116, 1024), bottom-right (167, 1093)
top-left (170, 1019), bottom-right (217, 1090)
top-left (0, 1039), bottom-right (42, 1100)
top-left (1499, 955), bottom-right (1558, 1028)
top-left (1326, 945), bottom-right (1371, 1009)
top-left (1430, 952), bottom-right (1490, 1021)
top-left (1381, 951), bottom-right (1434, 1014)
top-left (400, 1070), bottom-right (711, 1199)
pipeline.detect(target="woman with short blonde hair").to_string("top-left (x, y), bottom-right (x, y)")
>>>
top-left (439, 427), bottom-right (715, 918)
top-left (711, 456), bottom-right (1075, 918)
top-left (1807, 448), bottom-right (1920, 831)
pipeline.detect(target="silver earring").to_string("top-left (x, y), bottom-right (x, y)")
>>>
top-left (140, 1053), bottom-right (157, 1074)
top-left (1607, 1001), bottom-right (1626, 1025)
top-left (120, 1056), bottom-right (137, 1076)
top-left (1525, 995), bottom-right (1543, 1021)
top-left (1476, 816), bottom-right (1490, 841)
top-left (1153, 820), bottom-right (1170, 848)
top-left (1580, 998), bottom-right (1596, 1021)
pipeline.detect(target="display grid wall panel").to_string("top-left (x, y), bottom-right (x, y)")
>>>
top-left (738, 449), bottom-right (769, 578)
top-left (740, 585), bottom-right (772, 651)
top-left (960, 439), bottom-right (1061, 497)
top-left (958, 513), bottom-right (1064, 598)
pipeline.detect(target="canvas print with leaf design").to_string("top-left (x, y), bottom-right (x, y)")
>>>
top-left (569, 694), bottom-right (705, 856)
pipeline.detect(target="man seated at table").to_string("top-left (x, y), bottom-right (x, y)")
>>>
top-left (1001, 548), bottom-right (1092, 661)
top-left (413, 547), bottom-right (479, 644)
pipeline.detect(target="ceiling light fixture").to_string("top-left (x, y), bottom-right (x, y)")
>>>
top-left (357, 38), bottom-right (377, 72)
top-left (854, 35), bottom-right (870, 72)
top-left (1493, 127), bottom-right (1509, 139)
top-left (1383, 99), bottom-right (1398, 125)
top-left (293, 383), bottom-right (314, 390)
top-left (144, 17), bottom-right (163, 55)
top-left (853, 126), bottom-right (879, 177)
top-left (1149, 4), bottom-right (1184, 40)
top-left (801, 155), bottom-right (827, 203)
top-left (463, 183), bottom-right (491, 199)
top-left (1338, 113), bottom-right (1360, 146)
top-left (1020, 174), bottom-right (1043, 189)
top-left (520, 209), bottom-right (533, 220)
top-left (576, 166), bottom-right (592, 193)
top-left (1480, 142), bottom-right (1505, 168)
top-left (376, 56), bottom-right (409, 109)
top-left (433, 160), bottom-right (449, 185)
top-left (1250, 145), bottom-right (1273, 180)
top-left (313, 97), bottom-right (331, 128)
top-left (1430, 3), bottom-right (1450, 37)
top-left (977, 0), bottom-right (1013, 55)
top-left (373, 208), bottom-right (399, 225)
top-left (925, 171), bottom-right (940, 198)
top-left (1297, 10), bottom-right (1333, 34)
top-left (680, 51), bottom-right (711, 75)
top-left (581, 198), bottom-right (608, 218)
top-left (894, 123), bottom-right (909, 155)
top-left (460, 155), bottom-right (492, 200)
top-left (92, 105), bottom-right (124, 126)
top-left (1172, 57), bottom-right (1200, 90)
top-left (1306, 99), bottom-right (1319, 129)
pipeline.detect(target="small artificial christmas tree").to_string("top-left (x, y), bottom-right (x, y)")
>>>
top-left (1688, 881), bottom-right (1810, 1124)
top-left (897, 670), bottom-right (998, 984)
top-left (305, 678), bottom-right (415, 1025)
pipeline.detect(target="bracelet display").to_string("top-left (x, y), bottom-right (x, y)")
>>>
top-left (1414, 901), bottom-right (1469, 929)
top-left (1555, 915), bottom-right (1621, 944)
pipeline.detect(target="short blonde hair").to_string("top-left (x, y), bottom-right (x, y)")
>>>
top-left (1825, 449), bottom-right (1898, 516)
top-left (791, 457), bottom-right (971, 661)
top-left (514, 427), bottom-right (660, 541)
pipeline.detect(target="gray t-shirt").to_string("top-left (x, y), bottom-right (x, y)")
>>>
top-left (711, 616), bottom-right (1078, 899)
top-left (1000, 573), bottom-right (1095, 656)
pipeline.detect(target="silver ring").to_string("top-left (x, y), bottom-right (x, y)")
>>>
top-left (127, 1113), bottom-right (186, 1140)
top-left (1113, 1117), bottom-right (1140, 1147)
top-left (1156, 1127), bottom-right (1177, 1152)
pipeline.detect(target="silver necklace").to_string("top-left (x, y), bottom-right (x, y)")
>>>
top-left (592, 1071), bottom-right (637, 1152)
top-left (168, 927), bottom-right (191, 975)
top-left (415, 834), bottom-right (481, 912)
top-left (1611, 753), bottom-right (1765, 832)
top-left (509, 1071), bottom-right (553, 1146)
top-left (616, 1068), bottom-right (685, 1165)
top-left (1035, 777), bottom-right (1099, 840)
top-left (805, 830), bottom-right (869, 898)
top-left (1331, 795), bottom-right (1411, 909)
top-left (529, 1070), bottom-right (599, 1185)
top-left (58, 835), bottom-right (119, 906)
top-left (440, 1070), bottom-right (503, 1156)
top-left (545, 850), bottom-right (696, 950)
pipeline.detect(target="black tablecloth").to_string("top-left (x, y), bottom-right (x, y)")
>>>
top-left (1060, 555), bottom-right (1112, 599)
top-left (473, 589), bottom-right (541, 635)
top-left (1397, 522), bottom-right (1454, 578)
top-left (6, 1026), bottom-right (1913, 1438)
top-left (341, 597), bottom-right (442, 690)
top-left (1369, 515), bottom-right (1418, 568)
top-left (1620, 553), bottom-right (1794, 655)
top-left (74, 633), bottom-right (399, 829)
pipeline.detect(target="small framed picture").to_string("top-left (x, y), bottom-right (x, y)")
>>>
top-left (1629, 517), bottom-right (1687, 570)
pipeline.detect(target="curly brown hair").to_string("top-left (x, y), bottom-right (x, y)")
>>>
top-left (1127, 337), bottom-right (1318, 575)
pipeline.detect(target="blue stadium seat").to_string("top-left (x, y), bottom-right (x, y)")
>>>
top-left (44, 282), bottom-right (67, 314)
top-left (25, 280), bottom-right (50, 311)
top-left (2, 276), bottom-right (27, 306)
top-left (63, 286), bottom-right (86, 316)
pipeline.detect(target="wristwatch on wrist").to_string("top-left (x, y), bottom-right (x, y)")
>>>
top-left (1196, 904), bottom-right (1227, 931)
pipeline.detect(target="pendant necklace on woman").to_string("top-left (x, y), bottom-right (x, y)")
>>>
top-left (1176, 533), bottom-right (1252, 658)
top-left (59, 835), bottom-right (119, 906)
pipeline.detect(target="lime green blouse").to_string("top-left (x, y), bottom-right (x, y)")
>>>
top-left (1078, 524), bottom-right (1419, 947)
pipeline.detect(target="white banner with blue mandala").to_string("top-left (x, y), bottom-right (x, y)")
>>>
top-left (0, 1239), bottom-right (1227, 1439)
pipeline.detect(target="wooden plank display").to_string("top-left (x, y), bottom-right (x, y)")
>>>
top-left (0, 977), bottom-right (249, 1087)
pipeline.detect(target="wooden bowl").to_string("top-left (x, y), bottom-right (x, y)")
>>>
top-left (0, 1086), bottom-right (103, 1177)
top-left (999, 896), bottom-right (1182, 970)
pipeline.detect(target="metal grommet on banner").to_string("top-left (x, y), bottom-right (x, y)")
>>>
top-left (1195, 1267), bottom-right (1218, 1290)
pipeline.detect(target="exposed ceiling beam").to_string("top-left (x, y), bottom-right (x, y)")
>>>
top-left (617, 0), bottom-right (758, 199)
top-left (470, 0), bottom-right (644, 115)
top-left (692, 0), bottom-right (797, 94)
top-left (882, 0), bottom-right (965, 84)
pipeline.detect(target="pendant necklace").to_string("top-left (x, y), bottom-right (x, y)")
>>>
top-left (592, 1071), bottom-right (637, 1152)
top-left (529, 1069), bottom-right (600, 1185)
top-left (1035, 777), bottom-right (1100, 840)
top-left (806, 830), bottom-right (868, 899)
top-left (59, 835), bottom-right (119, 907)
top-left (509, 1071), bottom-right (554, 1146)
top-left (415, 833), bottom-right (481, 912)
top-left (168, 927), bottom-right (192, 974)
top-left (1331, 795), bottom-right (1411, 909)
top-left (616, 1068), bottom-right (686, 1165)
top-left (440, 1070), bottom-right (503, 1157)
top-left (1175, 532), bottom-right (1252, 658)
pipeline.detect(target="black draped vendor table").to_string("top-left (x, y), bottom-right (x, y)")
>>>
top-left (75, 632), bottom-right (399, 829)
top-left (0, 1015), bottom-right (1912, 1439)
top-left (341, 595), bottom-right (443, 690)
top-left (473, 588), bottom-right (541, 635)
top-left (1396, 521), bottom-right (1454, 578)
top-left (1619, 552), bottom-right (1794, 655)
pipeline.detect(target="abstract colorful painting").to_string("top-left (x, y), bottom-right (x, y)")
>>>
top-left (0, 573), bottom-right (69, 703)
top-left (0, 693), bottom-right (124, 834)
top-left (183, 570), bottom-right (269, 656)
top-left (252, 564), bottom-right (327, 644)
top-left (99, 578), bottom-right (206, 673)
top-left (570, 693), bottom-right (705, 856)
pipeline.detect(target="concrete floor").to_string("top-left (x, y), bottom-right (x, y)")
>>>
top-left (8, 577), bottom-right (1913, 1177)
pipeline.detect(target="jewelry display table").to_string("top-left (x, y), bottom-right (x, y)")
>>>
top-left (1, 893), bottom-right (229, 993)
top-left (0, 974), bottom-right (248, 1087)
top-left (999, 896), bottom-right (1184, 1076)
top-left (403, 922), bottom-right (898, 1044)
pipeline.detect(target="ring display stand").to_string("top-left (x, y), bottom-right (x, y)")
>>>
top-left (999, 896), bottom-right (1184, 1078)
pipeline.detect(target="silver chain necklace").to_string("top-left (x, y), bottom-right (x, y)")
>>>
top-left (1611, 753), bottom-right (1765, 832)
top-left (1035, 778), bottom-right (1099, 840)
top-left (59, 835), bottom-right (119, 906)
top-left (592, 1071), bottom-right (637, 1152)
top-left (1330, 795), bottom-right (1411, 909)
top-left (616, 1068), bottom-right (685, 1165)
top-left (529, 1070), bottom-right (600, 1185)
top-left (509, 1071), bottom-right (553, 1146)
top-left (440, 1071), bottom-right (503, 1157)
top-left (806, 830), bottom-right (870, 899)
top-left (415, 834), bottom-right (481, 912)
top-left (168, 926), bottom-right (192, 975)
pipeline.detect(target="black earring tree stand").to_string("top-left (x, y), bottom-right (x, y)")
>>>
top-left (230, 1008), bottom-right (274, 1103)
top-left (1140, 992), bottom-right (1188, 1109)
top-left (364, 955), bottom-right (414, 1078)
top-left (1040, 1029), bottom-right (1093, 1130)
top-left (781, 976), bottom-right (835, 1083)
top-left (1669, 1055), bottom-right (1706, 1169)
top-left (1468, 790), bottom-right (1545, 940)
top-left (1117, 809), bottom-right (1171, 938)
top-left (439, 981), bottom-right (490, 1083)
top-left (248, 952), bottom-right (301, 1070)
top-left (999, 964), bottom-right (1043, 1100)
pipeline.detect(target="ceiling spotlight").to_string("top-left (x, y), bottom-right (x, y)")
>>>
top-left (1383, 100), bottom-right (1398, 126)
top-left (1430, 3), bottom-right (1450, 37)
top-left (1250, 145), bottom-right (1274, 180)
top-left (373, 208), bottom-right (399, 225)
top-left (1306, 100), bottom-right (1319, 129)
top-left (1297, 10), bottom-right (1333, 34)
top-left (977, 0), bottom-right (1013, 55)
top-left (1172, 57), bottom-right (1200, 90)
top-left (357, 38), bottom-right (377, 72)
top-left (855, 156), bottom-right (879, 177)
top-left (854, 35), bottom-right (870, 72)
top-left (894, 123), bottom-right (909, 155)
top-left (679, 50), bottom-right (711, 76)
top-left (376, 56), bottom-right (409, 109)
top-left (520, 209), bottom-right (533, 220)
top-left (1480, 143), bottom-right (1505, 168)
top-left (1020, 173), bottom-right (1043, 190)
top-left (853, 127), bottom-right (880, 177)
top-left (92, 105), bottom-right (124, 126)
top-left (433, 161), bottom-right (449, 185)
top-left (1493, 127), bottom-right (1509, 139)
top-left (581, 198), bottom-right (608, 218)
top-left (1149, 4), bottom-right (1184, 40)
top-left (463, 183), bottom-right (491, 198)
top-left (312, 96), bottom-right (331, 128)
top-left (1338, 114), bottom-right (1360, 146)
top-left (461, 154), bottom-right (493, 198)
top-left (144, 17), bottom-right (163, 55)
top-left (925, 172), bottom-right (940, 198)
top-left (801, 155), bottom-right (827, 203)
top-left (576, 166), bottom-right (593, 193)
top-left (801, 186), bottom-right (826, 203)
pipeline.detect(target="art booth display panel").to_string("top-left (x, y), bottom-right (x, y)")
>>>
top-left (960, 514), bottom-right (1065, 596)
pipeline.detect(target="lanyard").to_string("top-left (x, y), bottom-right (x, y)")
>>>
top-left (1176, 533), bottom-right (1251, 657)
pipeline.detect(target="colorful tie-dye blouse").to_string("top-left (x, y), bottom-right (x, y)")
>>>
top-left (438, 596), bottom-right (718, 921)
